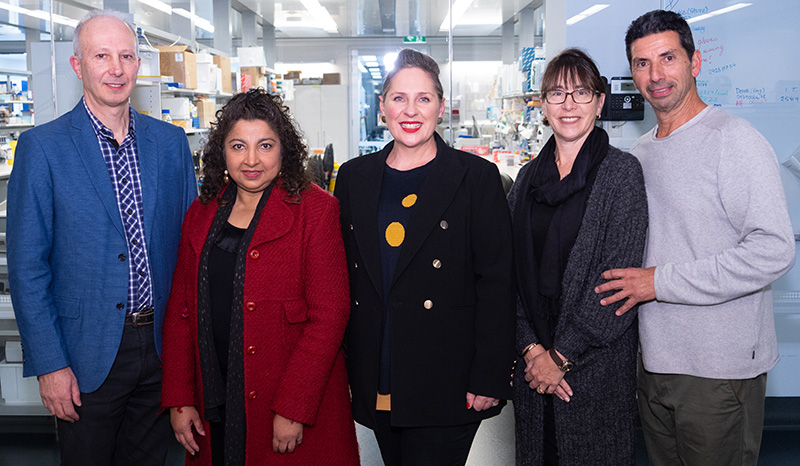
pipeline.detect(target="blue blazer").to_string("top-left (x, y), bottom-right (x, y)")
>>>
top-left (7, 101), bottom-right (197, 392)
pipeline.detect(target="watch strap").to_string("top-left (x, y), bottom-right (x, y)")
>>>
top-left (548, 348), bottom-right (572, 372)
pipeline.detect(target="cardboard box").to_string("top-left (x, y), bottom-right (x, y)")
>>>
top-left (213, 55), bottom-right (232, 94)
top-left (283, 71), bottom-right (301, 80)
top-left (155, 45), bottom-right (197, 89)
top-left (193, 99), bottom-right (216, 129)
top-left (322, 73), bottom-right (341, 85)
top-left (137, 43), bottom-right (160, 79)
top-left (196, 63), bottom-right (219, 93)
top-left (240, 66), bottom-right (267, 92)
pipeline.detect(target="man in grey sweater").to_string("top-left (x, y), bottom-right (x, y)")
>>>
top-left (594, 10), bottom-right (795, 466)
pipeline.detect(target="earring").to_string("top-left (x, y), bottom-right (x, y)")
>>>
top-left (542, 116), bottom-right (549, 126)
top-left (437, 117), bottom-right (443, 125)
top-left (596, 114), bottom-right (601, 120)
top-left (380, 115), bottom-right (386, 123)
top-left (223, 169), bottom-right (229, 184)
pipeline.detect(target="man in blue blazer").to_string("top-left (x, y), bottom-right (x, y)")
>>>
top-left (7, 10), bottom-right (196, 465)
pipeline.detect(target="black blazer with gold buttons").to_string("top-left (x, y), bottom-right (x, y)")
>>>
top-left (334, 133), bottom-right (516, 429)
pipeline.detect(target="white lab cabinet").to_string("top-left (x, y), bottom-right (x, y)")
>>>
top-left (0, 183), bottom-right (47, 414)
top-left (286, 84), bottom-right (349, 159)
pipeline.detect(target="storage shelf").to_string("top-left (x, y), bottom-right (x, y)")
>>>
top-left (0, 69), bottom-right (31, 77)
top-left (502, 91), bottom-right (541, 99)
top-left (0, 400), bottom-right (49, 416)
top-left (184, 128), bottom-right (209, 135)
top-left (162, 86), bottom-right (232, 98)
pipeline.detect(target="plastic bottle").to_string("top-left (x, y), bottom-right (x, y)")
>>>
top-left (161, 109), bottom-right (172, 123)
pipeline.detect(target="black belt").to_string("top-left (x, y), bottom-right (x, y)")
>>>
top-left (125, 308), bottom-right (155, 327)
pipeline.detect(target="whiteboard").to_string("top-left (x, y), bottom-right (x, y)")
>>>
top-left (666, 0), bottom-right (800, 155)
top-left (565, 0), bottom-right (660, 80)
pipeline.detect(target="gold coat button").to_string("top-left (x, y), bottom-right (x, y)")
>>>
top-left (424, 299), bottom-right (433, 309)
top-left (432, 259), bottom-right (442, 269)
top-left (440, 220), bottom-right (449, 230)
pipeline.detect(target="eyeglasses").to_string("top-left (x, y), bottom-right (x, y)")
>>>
top-left (544, 88), bottom-right (600, 104)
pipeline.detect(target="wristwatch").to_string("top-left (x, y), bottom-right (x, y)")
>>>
top-left (548, 348), bottom-right (573, 372)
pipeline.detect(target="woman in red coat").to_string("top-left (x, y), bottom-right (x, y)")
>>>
top-left (161, 88), bottom-right (359, 466)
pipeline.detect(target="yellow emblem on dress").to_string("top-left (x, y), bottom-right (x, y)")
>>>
top-left (385, 222), bottom-right (405, 247)
top-left (402, 194), bottom-right (417, 208)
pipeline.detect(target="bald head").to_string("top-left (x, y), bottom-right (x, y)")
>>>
top-left (73, 9), bottom-right (137, 59)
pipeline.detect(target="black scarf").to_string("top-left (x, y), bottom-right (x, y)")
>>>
top-left (197, 182), bottom-right (273, 466)
top-left (513, 126), bottom-right (608, 348)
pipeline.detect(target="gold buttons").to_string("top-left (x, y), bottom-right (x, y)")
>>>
top-left (424, 300), bottom-right (433, 309)
top-left (432, 259), bottom-right (442, 269)
top-left (440, 220), bottom-right (449, 230)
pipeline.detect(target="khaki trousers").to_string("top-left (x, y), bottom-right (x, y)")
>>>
top-left (637, 355), bottom-right (767, 466)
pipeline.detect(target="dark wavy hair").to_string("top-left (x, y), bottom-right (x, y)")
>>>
top-left (540, 48), bottom-right (605, 96)
top-left (625, 10), bottom-right (695, 65)
top-left (199, 88), bottom-right (309, 204)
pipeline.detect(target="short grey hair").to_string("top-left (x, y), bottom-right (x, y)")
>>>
top-left (73, 9), bottom-right (137, 58)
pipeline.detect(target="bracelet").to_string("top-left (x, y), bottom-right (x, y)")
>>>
top-left (521, 342), bottom-right (538, 357)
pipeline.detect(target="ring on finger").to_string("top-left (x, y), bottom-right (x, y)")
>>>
top-left (537, 386), bottom-right (545, 394)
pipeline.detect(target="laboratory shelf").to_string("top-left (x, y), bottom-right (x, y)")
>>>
top-left (0, 400), bottom-right (49, 416)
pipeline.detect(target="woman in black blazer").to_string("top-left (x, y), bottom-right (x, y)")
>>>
top-left (334, 49), bottom-right (516, 466)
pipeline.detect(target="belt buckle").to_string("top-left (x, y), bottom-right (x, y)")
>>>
top-left (129, 308), bottom-right (154, 328)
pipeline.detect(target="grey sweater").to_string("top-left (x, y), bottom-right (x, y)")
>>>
top-left (633, 106), bottom-right (795, 379)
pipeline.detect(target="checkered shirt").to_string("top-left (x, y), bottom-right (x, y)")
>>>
top-left (83, 98), bottom-right (153, 314)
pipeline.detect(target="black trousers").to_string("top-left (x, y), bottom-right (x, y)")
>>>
top-left (56, 324), bottom-right (171, 466)
top-left (373, 411), bottom-right (481, 466)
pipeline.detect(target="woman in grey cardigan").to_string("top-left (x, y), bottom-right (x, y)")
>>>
top-left (509, 48), bottom-right (648, 465)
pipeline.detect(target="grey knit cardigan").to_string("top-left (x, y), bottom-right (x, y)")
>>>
top-left (509, 146), bottom-right (648, 466)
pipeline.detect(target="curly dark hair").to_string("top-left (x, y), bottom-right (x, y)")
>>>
top-left (199, 88), bottom-right (309, 204)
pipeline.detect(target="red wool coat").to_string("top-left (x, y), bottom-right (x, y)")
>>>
top-left (161, 182), bottom-right (360, 466)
